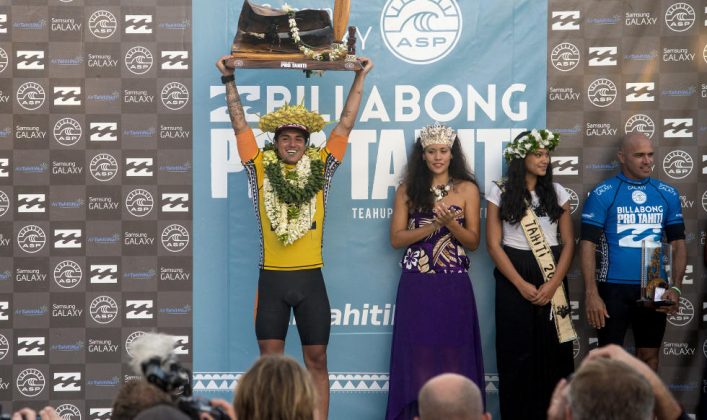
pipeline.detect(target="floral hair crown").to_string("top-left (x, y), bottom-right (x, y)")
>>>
top-left (259, 103), bottom-right (327, 137)
top-left (419, 122), bottom-right (456, 148)
top-left (503, 129), bottom-right (560, 161)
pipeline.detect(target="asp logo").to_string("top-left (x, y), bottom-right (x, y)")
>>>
top-left (665, 3), bottom-right (695, 32)
top-left (625, 114), bottom-right (655, 139)
top-left (380, 0), bottom-right (462, 65)
top-left (550, 43), bottom-right (580, 72)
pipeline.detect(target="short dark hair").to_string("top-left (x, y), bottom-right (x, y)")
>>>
top-left (568, 358), bottom-right (654, 420)
top-left (111, 380), bottom-right (174, 420)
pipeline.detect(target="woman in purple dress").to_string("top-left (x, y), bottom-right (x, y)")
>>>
top-left (385, 123), bottom-right (484, 420)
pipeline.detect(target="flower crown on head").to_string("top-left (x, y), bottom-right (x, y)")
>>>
top-left (419, 122), bottom-right (456, 148)
top-left (503, 129), bottom-right (560, 161)
top-left (259, 103), bottom-right (327, 136)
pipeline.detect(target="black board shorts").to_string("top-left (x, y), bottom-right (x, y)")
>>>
top-left (255, 268), bottom-right (331, 345)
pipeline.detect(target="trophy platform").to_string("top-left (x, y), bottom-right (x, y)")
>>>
top-left (224, 54), bottom-right (362, 71)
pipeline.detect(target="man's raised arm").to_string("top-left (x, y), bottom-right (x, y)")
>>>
top-left (328, 57), bottom-right (374, 160)
top-left (216, 55), bottom-right (257, 162)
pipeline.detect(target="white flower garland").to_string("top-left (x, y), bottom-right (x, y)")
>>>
top-left (262, 150), bottom-right (319, 245)
top-left (503, 129), bottom-right (560, 161)
top-left (283, 3), bottom-right (351, 62)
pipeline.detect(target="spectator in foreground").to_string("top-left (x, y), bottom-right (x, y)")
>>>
top-left (547, 344), bottom-right (689, 420)
top-left (415, 373), bottom-right (491, 420)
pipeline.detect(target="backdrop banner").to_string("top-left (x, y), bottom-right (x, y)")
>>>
top-left (202, 0), bottom-right (703, 418)
top-left (0, 0), bottom-right (193, 416)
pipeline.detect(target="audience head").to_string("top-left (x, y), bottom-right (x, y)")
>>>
top-left (111, 379), bottom-right (174, 420)
top-left (416, 373), bottom-right (490, 420)
top-left (567, 357), bottom-right (654, 420)
top-left (234, 354), bottom-right (317, 420)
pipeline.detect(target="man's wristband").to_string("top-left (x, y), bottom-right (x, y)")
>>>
top-left (221, 74), bottom-right (235, 84)
top-left (669, 286), bottom-right (681, 296)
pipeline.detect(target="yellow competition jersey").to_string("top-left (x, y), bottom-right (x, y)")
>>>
top-left (240, 131), bottom-right (346, 270)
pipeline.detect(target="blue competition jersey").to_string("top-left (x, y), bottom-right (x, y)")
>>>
top-left (581, 172), bottom-right (684, 284)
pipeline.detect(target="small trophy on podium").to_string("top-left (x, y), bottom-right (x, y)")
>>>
top-left (224, 0), bottom-right (361, 72)
top-left (638, 240), bottom-right (674, 307)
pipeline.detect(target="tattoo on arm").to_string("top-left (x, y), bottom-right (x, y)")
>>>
top-left (225, 82), bottom-right (247, 134)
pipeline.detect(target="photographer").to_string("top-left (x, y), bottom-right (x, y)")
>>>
top-left (11, 407), bottom-right (60, 420)
top-left (125, 333), bottom-right (232, 420)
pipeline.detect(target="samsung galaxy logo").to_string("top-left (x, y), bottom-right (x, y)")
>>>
top-left (160, 267), bottom-right (190, 281)
top-left (123, 89), bottom-right (154, 104)
top-left (625, 11), bottom-right (657, 25)
top-left (663, 47), bottom-right (695, 62)
top-left (87, 53), bottom-right (118, 68)
top-left (51, 17), bottom-right (81, 32)
top-left (160, 124), bottom-right (190, 139)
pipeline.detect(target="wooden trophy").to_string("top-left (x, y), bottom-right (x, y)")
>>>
top-left (225, 0), bottom-right (360, 71)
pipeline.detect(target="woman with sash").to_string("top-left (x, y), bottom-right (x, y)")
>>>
top-left (486, 130), bottom-right (575, 420)
top-left (386, 122), bottom-right (484, 420)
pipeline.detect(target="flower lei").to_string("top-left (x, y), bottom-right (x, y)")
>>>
top-left (503, 129), bottom-right (560, 161)
top-left (282, 3), bottom-right (350, 62)
top-left (262, 146), bottom-right (325, 245)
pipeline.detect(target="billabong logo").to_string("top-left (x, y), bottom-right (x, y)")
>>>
top-left (90, 264), bottom-right (118, 284)
top-left (125, 46), bottom-right (153, 75)
top-left (125, 331), bottom-right (146, 358)
top-left (53, 372), bottom-right (81, 392)
top-left (663, 150), bottom-right (693, 179)
top-left (55, 404), bottom-right (81, 420)
top-left (54, 118), bottom-right (82, 146)
top-left (17, 336), bottom-right (45, 356)
top-left (174, 335), bottom-right (189, 355)
top-left (53, 228), bottom-right (82, 249)
top-left (161, 224), bottom-right (189, 252)
top-left (380, 0), bottom-right (462, 65)
top-left (125, 158), bottom-right (154, 177)
top-left (161, 82), bottom-right (189, 110)
top-left (0, 159), bottom-right (7, 177)
top-left (0, 302), bottom-right (8, 321)
top-left (663, 118), bottom-right (693, 138)
top-left (588, 47), bottom-right (617, 66)
top-left (667, 297), bottom-right (694, 326)
top-left (90, 122), bottom-right (118, 142)
top-left (126, 189), bottom-right (154, 217)
top-left (0, 48), bottom-right (7, 73)
top-left (54, 260), bottom-right (82, 288)
top-left (161, 51), bottom-right (189, 70)
top-left (625, 114), bottom-right (655, 138)
top-left (665, 3), bottom-right (695, 32)
top-left (551, 156), bottom-right (579, 176)
top-left (0, 191), bottom-right (8, 217)
top-left (125, 300), bottom-right (153, 319)
top-left (625, 82), bottom-right (654, 102)
top-left (551, 11), bottom-right (581, 30)
top-left (16, 368), bottom-right (45, 397)
top-left (89, 153), bottom-right (119, 182)
top-left (0, 15), bottom-right (6, 34)
top-left (17, 225), bottom-right (46, 253)
top-left (16, 50), bottom-right (45, 70)
top-left (17, 193), bottom-right (46, 213)
top-left (550, 43), bottom-right (580, 72)
top-left (587, 78), bottom-right (617, 107)
top-left (89, 408), bottom-right (112, 419)
top-left (53, 86), bottom-right (82, 106)
top-left (161, 193), bottom-right (189, 213)
top-left (125, 14), bottom-right (153, 34)
top-left (16, 82), bottom-right (46, 111)
top-left (89, 296), bottom-right (119, 324)
top-left (88, 10), bottom-right (117, 39)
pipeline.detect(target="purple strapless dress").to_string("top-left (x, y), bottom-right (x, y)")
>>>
top-left (385, 208), bottom-right (485, 420)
